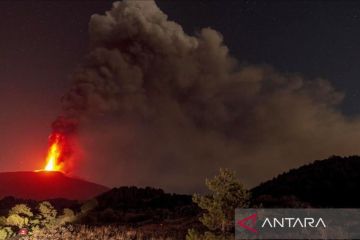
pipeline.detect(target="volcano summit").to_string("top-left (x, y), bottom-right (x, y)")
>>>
top-left (0, 171), bottom-right (108, 200)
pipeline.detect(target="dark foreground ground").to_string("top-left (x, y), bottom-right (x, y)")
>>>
top-left (1, 155), bottom-right (360, 239)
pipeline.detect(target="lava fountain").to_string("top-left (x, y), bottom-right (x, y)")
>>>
top-left (37, 117), bottom-right (78, 173)
top-left (43, 133), bottom-right (69, 172)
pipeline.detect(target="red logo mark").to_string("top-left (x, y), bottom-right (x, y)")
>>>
top-left (237, 213), bottom-right (258, 233)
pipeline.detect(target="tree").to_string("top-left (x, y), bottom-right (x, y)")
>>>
top-left (37, 201), bottom-right (57, 228)
top-left (6, 214), bottom-right (26, 228)
top-left (187, 168), bottom-right (250, 240)
top-left (6, 204), bottom-right (33, 228)
top-left (9, 204), bottom-right (33, 218)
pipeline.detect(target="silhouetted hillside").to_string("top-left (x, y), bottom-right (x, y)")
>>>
top-left (81, 186), bottom-right (200, 226)
top-left (96, 187), bottom-right (193, 210)
top-left (251, 155), bottom-right (360, 207)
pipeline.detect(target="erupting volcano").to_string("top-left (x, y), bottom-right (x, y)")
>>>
top-left (44, 133), bottom-right (67, 172)
top-left (0, 120), bottom-right (108, 200)
top-left (40, 116), bottom-right (78, 173)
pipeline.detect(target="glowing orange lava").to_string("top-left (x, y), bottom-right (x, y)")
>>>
top-left (44, 134), bottom-right (64, 172)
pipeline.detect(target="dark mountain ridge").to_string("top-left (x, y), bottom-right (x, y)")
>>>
top-left (80, 186), bottom-right (199, 225)
top-left (251, 155), bottom-right (360, 207)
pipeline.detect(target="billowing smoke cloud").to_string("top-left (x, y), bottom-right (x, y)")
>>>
top-left (58, 0), bottom-right (360, 192)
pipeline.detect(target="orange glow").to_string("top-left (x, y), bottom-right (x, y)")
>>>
top-left (43, 134), bottom-right (65, 172)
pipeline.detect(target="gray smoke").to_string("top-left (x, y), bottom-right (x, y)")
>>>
top-left (62, 0), bottom-right (360, 192)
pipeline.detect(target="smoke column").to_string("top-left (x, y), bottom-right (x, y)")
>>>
top-left (56, 0), bottom-right (360, 192)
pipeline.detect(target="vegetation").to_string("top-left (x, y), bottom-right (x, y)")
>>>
top-left (25, 224), bottom-right (189, 239)
top-left (0, 200), bottom-right (80, 239)
top-left (0, 169), bottom-right (252, 239)
top-left (0, 187), bottom-right (199, 239)
top-left (187, 168), bottom-right (250, 240)
top-left (80, 187), bottom-right (198, 226)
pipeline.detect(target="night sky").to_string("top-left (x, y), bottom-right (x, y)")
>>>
top-left (1, 1), bottom-right (360, 190)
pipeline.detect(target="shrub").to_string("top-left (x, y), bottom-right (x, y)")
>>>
top-left (0, 227), bottom-right (13, 240)
top-left (58, 208), bottom-right (76, 225)
top-left (5, 204), bottom-right (34, 229)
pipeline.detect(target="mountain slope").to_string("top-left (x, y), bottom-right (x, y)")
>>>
top-left (0, 171), bottom-right (109, 200)
top-left (80, 186), bottom-right (200, 228)
top-left (251, 155), bottom-right (360, 207)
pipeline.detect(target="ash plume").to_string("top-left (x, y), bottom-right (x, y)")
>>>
top-left (58, 0), bottom-right (360, 192)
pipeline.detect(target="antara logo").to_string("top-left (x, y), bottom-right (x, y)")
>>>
top-left (237, 214), bottom-right (326, 234)
top-left (261, 217), bottom-right (327, 228)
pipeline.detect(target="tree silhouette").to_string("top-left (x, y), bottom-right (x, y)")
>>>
top-left (187, 168), bottom-right (250, 240)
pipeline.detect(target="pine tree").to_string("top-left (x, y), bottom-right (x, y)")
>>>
top-left (187, 168), bottom-right (250, 240)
